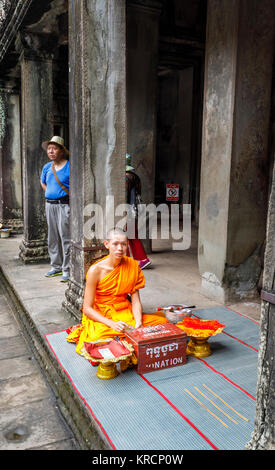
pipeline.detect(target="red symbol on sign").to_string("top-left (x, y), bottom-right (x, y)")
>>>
top-left (166, 184), bottom-right (179, 201)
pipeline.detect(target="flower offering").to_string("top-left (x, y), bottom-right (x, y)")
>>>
top-left (176, 317), bottom-right (225, 338)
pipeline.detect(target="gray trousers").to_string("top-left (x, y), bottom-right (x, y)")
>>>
top-left (45, 202), bottom-right (70, 275)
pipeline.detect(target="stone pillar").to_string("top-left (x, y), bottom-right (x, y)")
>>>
top-left (198, 0), bottom-right (275, 302)
top-left (64, 0), bottom-right (127, 319)
top-left (127, 0), bottom-right (162, 251)
top-left (16, 32), bottom-right (55, 263)
top-left (247, 160), bottom-right (275, 449)
top-left (0, 82), bottom-right (23, 232)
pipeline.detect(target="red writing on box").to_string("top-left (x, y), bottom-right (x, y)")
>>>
top-left (166, 184), bottom-right (179, 201)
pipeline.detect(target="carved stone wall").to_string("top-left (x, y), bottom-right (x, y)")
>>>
top-left (0, 84), bottom-right (23, 231)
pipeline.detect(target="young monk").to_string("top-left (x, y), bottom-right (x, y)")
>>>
top-left (67, 227), bottom-right (168, 356)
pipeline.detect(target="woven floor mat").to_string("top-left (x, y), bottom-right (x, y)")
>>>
top-left (45, 306), bottom-right (259, 450)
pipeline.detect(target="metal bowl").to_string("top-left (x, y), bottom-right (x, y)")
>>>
top-left (163, 305), bottom-right (193, 324)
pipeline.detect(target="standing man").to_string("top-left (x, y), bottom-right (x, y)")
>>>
top-left (40, 136), bottom-right (70, 282)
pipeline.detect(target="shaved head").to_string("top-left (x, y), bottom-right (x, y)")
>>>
top-left (106, 227), bottom-right (128, 241)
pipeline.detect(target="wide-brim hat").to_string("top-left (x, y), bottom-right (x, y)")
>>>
top-left (42, 136), bottom-right (69, 155)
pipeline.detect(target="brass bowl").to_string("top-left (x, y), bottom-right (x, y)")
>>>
top-left (82, 338), bottom-right (134, 380)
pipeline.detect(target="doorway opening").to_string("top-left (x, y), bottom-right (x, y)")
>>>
top-left (152, 1), bottom-right (207, 252)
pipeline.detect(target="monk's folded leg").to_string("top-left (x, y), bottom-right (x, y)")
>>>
top-left (142, 312), bottom-right (169, 327)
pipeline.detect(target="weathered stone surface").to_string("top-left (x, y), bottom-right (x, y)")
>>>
top-left (0, 398), bottom-right (74, 450)
top-left (199, 0), bottom-right (275, 302)
top-left (0, 339), bottom-right (31, 363)
top-left (0, 85), bottom-right (23, 231)
top-left (0, 275), bottom-right (78, 450)
top-left (223, 246), bottom-right (262, 301)
top-left (126, 1), bottom-right (161, 253)
top-left (247, 161), bottom-right (275, 450)
top-left (127, 1), bottom-right (161, 205)
top-left (0, 373), bottom-right (50, 409)
top-left (17, 31), bottom-right (54, 263)
top-left (0, 0), bottom-right (33, 63)
top-left (65, 0), bottom-right (127, 317)
top-left (18, 238), bottom-right (49, 263)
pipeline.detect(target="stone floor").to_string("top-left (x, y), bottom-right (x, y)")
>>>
top-left (0, 282), bottom-right (79, 450)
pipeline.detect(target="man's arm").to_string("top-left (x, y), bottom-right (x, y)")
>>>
top-left (83, 267), bottom-right (129, 333)
top-left (40, 181), bottom-right (47, 192)
top-left (40, 165), bottom-right (47, 192)
top-left (131, 290), bottom-right (143, 328)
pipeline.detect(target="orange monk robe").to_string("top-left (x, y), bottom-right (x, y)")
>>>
top-left (67, 256), bottom-right (168, 356)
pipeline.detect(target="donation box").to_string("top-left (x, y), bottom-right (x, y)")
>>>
top-left (125, 323), bottom-right (187, 374)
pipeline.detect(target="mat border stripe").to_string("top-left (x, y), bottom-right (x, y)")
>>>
top-left (225, 306), bottom-right (260, 325)
top-left (196, 358), bottom-right (256, 401)
top-left (139, 373), bottom-right (219, 450)
top-left (221, 331), bottom-right (258, 352)
top-left (44, 332), bottom-right (117, 450)
top-left (192, 313), bottom-right (258, 352)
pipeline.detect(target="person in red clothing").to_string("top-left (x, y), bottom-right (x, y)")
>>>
top-left (125, 154), bottom-right (151, 270)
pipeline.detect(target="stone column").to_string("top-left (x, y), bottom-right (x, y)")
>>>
top-left (16, 31), bottom-right (55, 263)
top-left (127, 0), bottom-right (162, 252)
top-left (0, 82), bottom-right (23, 232)
top-left (247, 160), bottom-right (275, 449)
top-left (64, 0), bottom-right (127, 319)
top-left (198, 0), bottom-right (275, 302)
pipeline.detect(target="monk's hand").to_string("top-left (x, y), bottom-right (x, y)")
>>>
top-left (112, 321), bottom-right (130, 333)
top-left (135, 320), bottom-right (142, 329)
